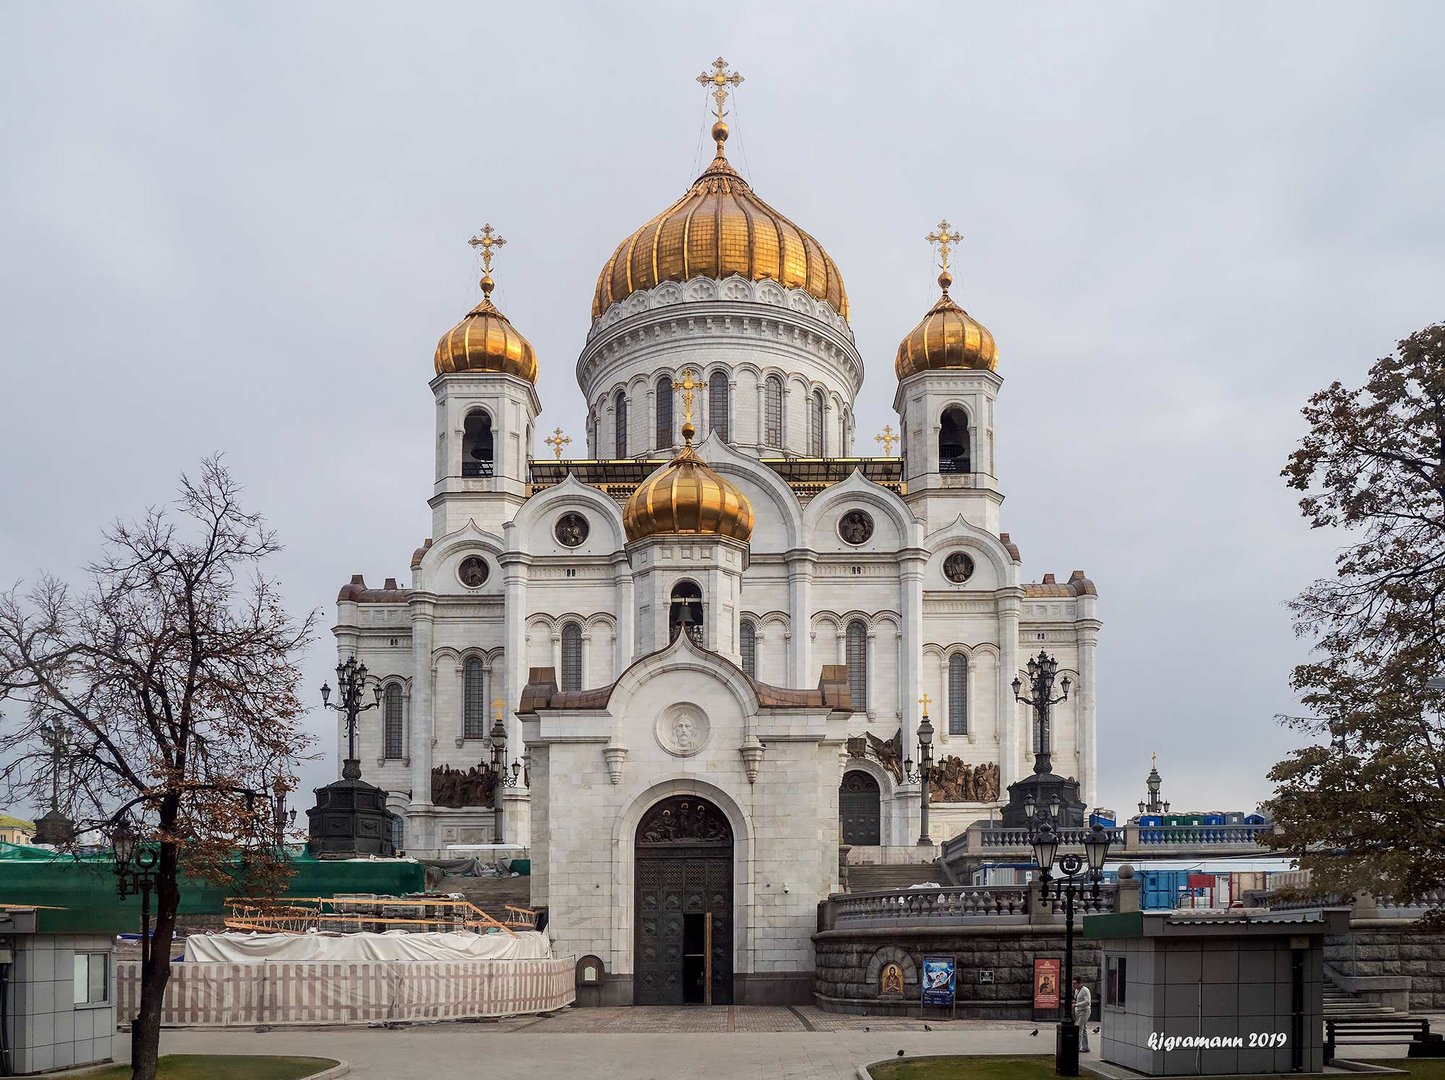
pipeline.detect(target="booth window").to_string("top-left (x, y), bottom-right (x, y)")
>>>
top-left (1106, 955), bottom-right (1126, 1007)
top-left (74, 953), bottom-right (109, 1005)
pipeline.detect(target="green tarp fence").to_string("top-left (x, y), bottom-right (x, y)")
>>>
top-left (0, 841), bottom-right (425, 933)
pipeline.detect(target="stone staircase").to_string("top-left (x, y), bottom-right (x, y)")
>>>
top-left (436, 873), bottom-right (534, 923)
top-left (1325, 977), bottom-right (1402, 1019)
top-left (845, 863), bottom-right (944, 893)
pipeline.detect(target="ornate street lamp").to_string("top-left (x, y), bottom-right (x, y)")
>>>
top-left (1031, 822), bottom-right (1111, 1076)
top-left (1012, 651), bottom-right (1071, 776)
top-left (320, 656), bottom-right (383, 781)
top-left (271, 774), bottom-right (296, 848)
top-left (1001, 651), bottom-right (1085, 830)
top-left (1138, 752), bottom-right (1166, 816)
top-left (111, 818), bottom-right (161, 986)
top-left (32, 716), bottom-right (75, 848)
top-left (489, 700), bottom-right (508, 843)
top-left (916, 698), bottom-right (935, 846)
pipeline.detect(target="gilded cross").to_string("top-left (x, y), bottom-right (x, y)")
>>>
top-left (697, 57), bottom-right (744, 124)
top-left (919, 691), bottom-right (932, 716)
top-left (492, 698), bottom-right (506, 721)
top-left (674, 368), bottom-right (701, 432)
top-left (925, 219), bottom-right (963, 274)
top-left (875, 424), bottom-right (899, 457)
top-left (545, 427), bottom-right (571, 460)
top-left (468, 223), bottom-right (507, 274)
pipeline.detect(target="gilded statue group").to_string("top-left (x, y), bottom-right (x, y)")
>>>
top-left (431, 764), bottom-right (497, 808)
top-left (849, 729), bottom-right (1000, 803)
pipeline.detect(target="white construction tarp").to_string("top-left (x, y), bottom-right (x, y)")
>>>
top-left (184, 929), bottom-right (551, 963)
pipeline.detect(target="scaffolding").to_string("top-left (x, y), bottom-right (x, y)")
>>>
top-left (223, 894), bottom-right (538, 936)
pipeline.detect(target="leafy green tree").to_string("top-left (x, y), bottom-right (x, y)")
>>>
top-left (1265, 322), bottom-right (1445, 918)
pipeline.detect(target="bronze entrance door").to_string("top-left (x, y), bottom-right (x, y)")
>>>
top-left (839, 770), bottom-right (881, 845)
top-left (634, 795), bottom-right (733, 1005)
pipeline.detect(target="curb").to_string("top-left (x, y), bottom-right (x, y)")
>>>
top-left (305, 1062), bottom-right (352, 1080)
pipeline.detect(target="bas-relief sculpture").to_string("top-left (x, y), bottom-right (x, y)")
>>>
top-left (431, 764), bottom-right (497, 808)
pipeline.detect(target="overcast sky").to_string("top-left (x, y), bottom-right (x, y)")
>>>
top-left (3, 3), bottom-right (1443, 820)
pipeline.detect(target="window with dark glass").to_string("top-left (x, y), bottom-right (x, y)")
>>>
top-left (656, 375), bottom-right (674, 448)
top-left (810, 390), bottom-right (826, 456)
top-left (948, 653), bottom-right (968, 735)
top-left (384, 683), bottom-right (404, 759)
top-left (462, 411), bottom-right (494, 477)
top-left (939, 407), bottom-right (971, 473)
top-left (739, 619), bottom-right (757, 678)
top-left (463, 656), bottom-right (486, 739)
top-left (614, 391), bottom-right (628, 457)
top-left (709, 371), bottom-right (730, 441)
top-left (561, 622), bottom-right (583, 692)
top-left (846, 619), bottom-right (867, 711)
top-left (1106, 955), bottom-right (1127, 1006)
top-left (764, 376), bottom-right (783, 447)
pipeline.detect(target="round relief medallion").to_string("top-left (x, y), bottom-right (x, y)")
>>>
top-left (457, 555), bottom-right (490, 589)
top-left (554, 512), bottom-right (589, 548)
top-left (943, 552), bottom-right (976, 584)
top-left (655, 703), bottom-right (711, 758)
top-left (838, 509), bottom-right (874, 545)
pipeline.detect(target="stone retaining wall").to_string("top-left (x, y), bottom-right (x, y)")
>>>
top-left (813, 924), bottom-right (1099, 1019)
top-left (1326, 921), bottom-right (1445, 1010)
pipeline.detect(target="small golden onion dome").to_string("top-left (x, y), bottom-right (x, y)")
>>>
top-left (894, 270), bottom-right (998, 380)
top-left (592, 124), bottom-right (848, 321)
top-left (434, 274), bottom-right (539, 381)
top-left (623, 440), bottom-right (754, 544)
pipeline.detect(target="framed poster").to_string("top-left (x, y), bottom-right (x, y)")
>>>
top-left (1033, 957), bottom-right (1062, 1018)
top-left (921, 954), bottom-right (956, 1008)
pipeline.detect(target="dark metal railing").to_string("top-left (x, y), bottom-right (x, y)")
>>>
top-left (462, 460), bottom-right (495, 478)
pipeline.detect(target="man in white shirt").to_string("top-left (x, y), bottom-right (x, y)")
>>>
top-left (1073, 976), bottom-right (1093, 1052)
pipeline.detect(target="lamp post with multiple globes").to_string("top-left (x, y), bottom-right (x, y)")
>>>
top-left (320, 656), bottom-right (383, 781)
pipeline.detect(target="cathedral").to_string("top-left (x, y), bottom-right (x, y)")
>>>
top-left (332, 60), bottom-right (1100, 1005)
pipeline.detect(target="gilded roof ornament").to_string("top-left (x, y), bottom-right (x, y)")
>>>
top-left (925, 219), bottom-right (963, 294)
top-left (434, 221), bottom-right (538, 381)
top-left (674, 367), bottom-right (701, 443)
top-left (893, 218), bottom-right (997, 380)
top-left (697, 57), bottom-right (744, 151)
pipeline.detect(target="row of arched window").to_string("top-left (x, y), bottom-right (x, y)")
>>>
top-left (602, 374), bottom-right (837, 457)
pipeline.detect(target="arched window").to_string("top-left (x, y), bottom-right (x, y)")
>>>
top-left (948, 654), bottom-right (968, 736)
top-left (462, 411), bottom-right (494, 477)
top-left (669, 581), bottom-right (704, 645)
top-left (560, 622), bottom-right (583, 692)
top-left (709, 372), bottom-right (730, 442)
top-left (462, 657), bottom-right (486, 739)
top-left (764, 376), bottom-right (783, 448)
top-left (614, 390), bottom-right (628, 457)
top-left (383, 684), bottom-right (404, 760)
top-left (656, 375), bottom-right (674, 449)
top-left (739, 618), bottom-right (757, 678)
top-left (810, 390), bottom-right (826, 456)
top-left (846, 619), bottom-right (867, 712)
top-left (587, 408), bottom-right (596, 455)
top-left (839, 405), bottom-right (848, 453)
top-left (939, 407), bottom-right (971, 473)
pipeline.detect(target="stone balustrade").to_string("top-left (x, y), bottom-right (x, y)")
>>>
top-left (940, 822), bottom-right (1271, 867)
top-left (820, 881), bottom-right (1126, 930)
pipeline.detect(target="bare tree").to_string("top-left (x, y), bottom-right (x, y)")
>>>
top-left (0, 457), bottom-right (315, 1080)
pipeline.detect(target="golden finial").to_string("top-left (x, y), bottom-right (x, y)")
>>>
top-left (875, 424), bottom-right (899, 457)
top-left (697, 57), bottom-right (744, 151)
top-left (492, 697), bottom-right (506, 721)
top-left (925, 219), bottom-right (963, 295)
top-left (545, 427), bottom-right (571, 460)
top-left (919, 691), bottom-right (932, 716)
top-left (468, 223), bottom-right (507, 298)
top-left (674, 368), bottom-right (701, 443)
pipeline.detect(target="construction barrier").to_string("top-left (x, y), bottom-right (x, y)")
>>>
top-left (115, 958), bottom-right (575, 1026)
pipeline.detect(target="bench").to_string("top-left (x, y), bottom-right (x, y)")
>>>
top-left (1325, 1018), bottom-right (1444, 1062)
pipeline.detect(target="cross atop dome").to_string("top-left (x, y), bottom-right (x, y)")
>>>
top-left (926, 219), bottom-right (963, 295)
top-left (469, 223), bottom-right (506, 296)
top-left (697, 57), bottom-right (744, 153)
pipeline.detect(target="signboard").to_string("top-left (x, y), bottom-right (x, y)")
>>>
top-left (921, 954), bottom-right (956, 1007)
top-left (1033, 957), bottom-right (1062, 1015)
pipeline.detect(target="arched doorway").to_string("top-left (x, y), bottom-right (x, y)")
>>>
top-left (634, 795), bottom-right (733, 1005)
top-left (840, 770), bottom-right (881, 845)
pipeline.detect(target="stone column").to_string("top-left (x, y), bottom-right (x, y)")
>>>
top-left (500, 550), bottom-right (528, 753)
top-left (581, 632), bottom-right (592, 689)
top-left (997, 588), bottom-right (1022, 789)
top-left (408, 598), bottom-right (436, 853)
top-left (786, 553), bottom-right (813, 684)
top-left (1077, 619), bottom-right (1101, 808)
top-left (865, 630), bottom-right (877, 719)
top-left (614, 556), bottom-right (634, 670)
top-left (899, 552), bottom-right (925, 757)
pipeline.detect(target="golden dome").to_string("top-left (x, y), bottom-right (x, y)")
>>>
top-left (894, 270), bottom-right (998, 380)
top-left (435, 224), bottom-right (538, 381)
top-left (623, 439), bottom-right (754, 544)
top-left (592, 123), bottom-right (848, 321)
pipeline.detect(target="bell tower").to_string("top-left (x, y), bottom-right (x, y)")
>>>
top-left (893, 221), bottom-right (1004, 534)
top-left (429, 224), bottom-right (541, 538)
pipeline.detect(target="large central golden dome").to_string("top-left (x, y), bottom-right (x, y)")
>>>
top-left (592, 123), bottom-right (848, 321)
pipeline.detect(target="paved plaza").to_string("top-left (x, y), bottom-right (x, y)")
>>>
top-left (114, 1007), bottom-right (1442, 1079)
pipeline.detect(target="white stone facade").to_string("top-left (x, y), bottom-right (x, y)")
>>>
top-left (334, 252), bottom-right (1100, 1002)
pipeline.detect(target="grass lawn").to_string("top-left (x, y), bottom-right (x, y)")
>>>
top-left (82, 1055), bottom-right (337, 1080)
top-left (868, 1056), bottom-right (1445, 1080)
